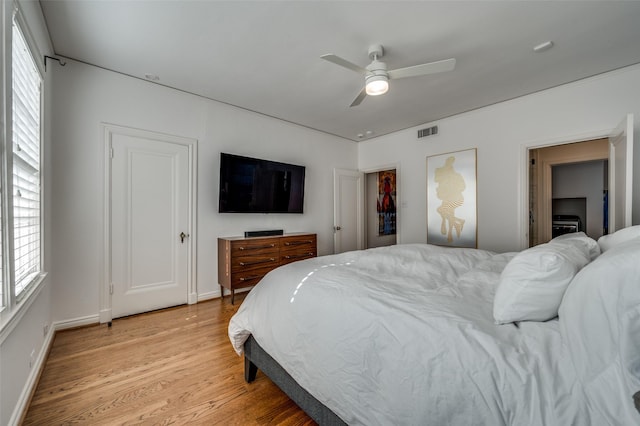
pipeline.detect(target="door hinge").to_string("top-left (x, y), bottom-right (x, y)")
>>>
top-left (109, 283), bottom-right (114, 295)
top-left (110, 147), bottom-right (114, 158)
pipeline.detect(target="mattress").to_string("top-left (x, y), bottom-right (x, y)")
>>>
top-left (228, 244), bottom-right (594, 425)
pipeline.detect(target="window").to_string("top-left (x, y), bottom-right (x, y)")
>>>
top-left (0, 4), bottom-right (46, 331)
top-left (10, 16), bottom-right (42, 299)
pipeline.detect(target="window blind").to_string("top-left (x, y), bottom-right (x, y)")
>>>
top-left (12, 21), bottom-right (41, 296)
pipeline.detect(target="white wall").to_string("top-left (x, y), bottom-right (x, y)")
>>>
top-left (359, 64), bottom-right (640, 252)
top-left (49, 60), bottom-right (357, 323)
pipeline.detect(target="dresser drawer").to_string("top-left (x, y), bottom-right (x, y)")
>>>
top-left (229, 265), bottom-right (275, 287)
top-left (231, 254), bottom-right (279, 272)
top-left (280, 250), bottom-right (316, 265)
top-left (280, 235), bottom-right (316, 252)
top-left (230, 238), bottom-right (279, 256)
top-left (280, 235), bottom-right (317, 265)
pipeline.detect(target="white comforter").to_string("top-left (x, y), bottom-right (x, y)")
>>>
top-left (229, 244), bottom-right (581, 425)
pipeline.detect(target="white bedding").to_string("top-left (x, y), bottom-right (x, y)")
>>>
top-left (228, 243), bottom-right (624, 425)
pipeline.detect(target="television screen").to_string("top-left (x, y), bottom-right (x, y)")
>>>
top-left (218, 153), bottom-right (305, 213)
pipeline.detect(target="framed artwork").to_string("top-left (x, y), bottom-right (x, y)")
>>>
top-left (426, 148), bottom-right (477, 248)
top-left (377, 170), bottom-right (396, 236)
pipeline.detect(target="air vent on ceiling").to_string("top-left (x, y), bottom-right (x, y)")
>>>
top-left (417, 125), bottom-right (438, 139)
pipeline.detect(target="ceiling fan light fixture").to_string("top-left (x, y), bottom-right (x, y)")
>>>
top-left (322, 43), bottom-right (455, 107)
top-left (366, 74), bottom-right (389, 96)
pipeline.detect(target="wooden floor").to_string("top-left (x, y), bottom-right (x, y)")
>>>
top-left (23, 295), bottom-right (314, 425)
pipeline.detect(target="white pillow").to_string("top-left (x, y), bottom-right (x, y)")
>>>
top-left (597, 225), bottom-right (640, 252)
top-left (493, 241), bottom-right (590, 324)
top-left (550, 231), bottom-right (601, 261)
top-left (559, 236), bottom-right (640, 424)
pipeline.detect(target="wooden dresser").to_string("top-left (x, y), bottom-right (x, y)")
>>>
top-left (218, 233), bottom-right (317, 304)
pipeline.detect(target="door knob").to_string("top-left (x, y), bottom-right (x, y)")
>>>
top-left (180, 232), bottom-right (189, 243)
top-left (335, 226), bottom-right (342, 231)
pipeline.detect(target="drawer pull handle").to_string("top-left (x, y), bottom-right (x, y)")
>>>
top-left (284, 253), bottom-right (314, 259)
top-left (284, 240), bottom-right (313, 246)
top-left (238, 243), bottom-right (276, 250)
top-left (239, 275), bottom-right (261, 282)
top-left (239, 258), bottom-right (276, 266)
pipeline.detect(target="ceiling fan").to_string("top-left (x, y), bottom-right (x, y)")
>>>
top-left (321, 44), bottom-right (456, 107)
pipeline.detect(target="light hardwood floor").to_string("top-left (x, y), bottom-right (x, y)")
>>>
top-left (23, 295), bottom-right (314, 425)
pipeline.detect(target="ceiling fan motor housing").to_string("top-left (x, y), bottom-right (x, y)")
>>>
top-left (365, 60), bottom-right (389, 95)
top-left (366, 60), bottom-right (388, 76)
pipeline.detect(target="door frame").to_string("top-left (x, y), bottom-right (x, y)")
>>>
top-left (608, 114), bottom-right (634, 232)
top-left (100, 123), bottom-right (198, 324)
top-left (333, 168), bottom-right (365, 253)
top-left (519, 121), bottom-right (631, 249)
top-left (361, 163), bottom-right (401, 248)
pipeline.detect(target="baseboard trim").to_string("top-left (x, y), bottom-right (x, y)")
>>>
top-left (197, 288), bottom-right (250, 302)
top-left (9, 324), bottom-right (55, 426)
top-left (54, 314), bottom-right (100, 331)
top-left (10, 315), bottom-right (101, 424)
top-left (197, 291), bottom-right (219, 302)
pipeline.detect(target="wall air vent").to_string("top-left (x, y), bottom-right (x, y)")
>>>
top-left (417, 125), bottom-right (438, 139)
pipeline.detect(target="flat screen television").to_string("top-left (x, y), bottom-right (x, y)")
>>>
top-left (218, 153), bottom-right (306, 213)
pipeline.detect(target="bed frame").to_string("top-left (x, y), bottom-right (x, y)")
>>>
top-left (244, 335), bottom-right (347, 425)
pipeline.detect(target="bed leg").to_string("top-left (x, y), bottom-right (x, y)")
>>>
top-left (245, 356), bottom-right (258, 383)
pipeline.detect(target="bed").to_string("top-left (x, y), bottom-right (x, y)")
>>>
top-left (229, 227), bottom-right (640, 425)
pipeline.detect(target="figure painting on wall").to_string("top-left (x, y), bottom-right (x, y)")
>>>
top-left (427, 149), bottom-right (477, 248)
top-left (435, 156), bottom-right (466, 243)
top-left (377, 170), bottom-right (396, 236)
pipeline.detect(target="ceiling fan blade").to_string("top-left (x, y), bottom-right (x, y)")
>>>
top-left (388, 58), bottom-right (456, 80)
top-left (350, 88), bottom-right (367, 107)
top-left (321, 54), bottom-right (368, 75)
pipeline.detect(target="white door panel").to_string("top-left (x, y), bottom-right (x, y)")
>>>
top-left (608, 113), bottom-right (634, 232)
top-left (111, 133), bottom-right (189, 318)
top-left (334, 169), bottom-right (364, 253)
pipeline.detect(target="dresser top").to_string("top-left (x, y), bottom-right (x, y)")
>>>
top-left (218, 232), bottom-right (315, 242)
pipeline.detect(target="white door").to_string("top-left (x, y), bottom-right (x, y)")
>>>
top-left (333, 169), bottom-right (364, 253)
top-left (608, 113), bottom-right (634, 232)
top-left (110, 131), bottom-right (191, 318)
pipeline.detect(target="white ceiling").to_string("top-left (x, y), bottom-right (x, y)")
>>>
top-left (39, 1), bottom-right (640, 142)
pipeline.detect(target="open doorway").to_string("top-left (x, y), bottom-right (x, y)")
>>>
top-left (365, 169), bottom-right (397, 248)
top-left (552, 160), bottom-right (608, 238)
top-left (529, 139), bottom-right (608, 246)
top-left (525, 114), bottom-right (633, 249)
